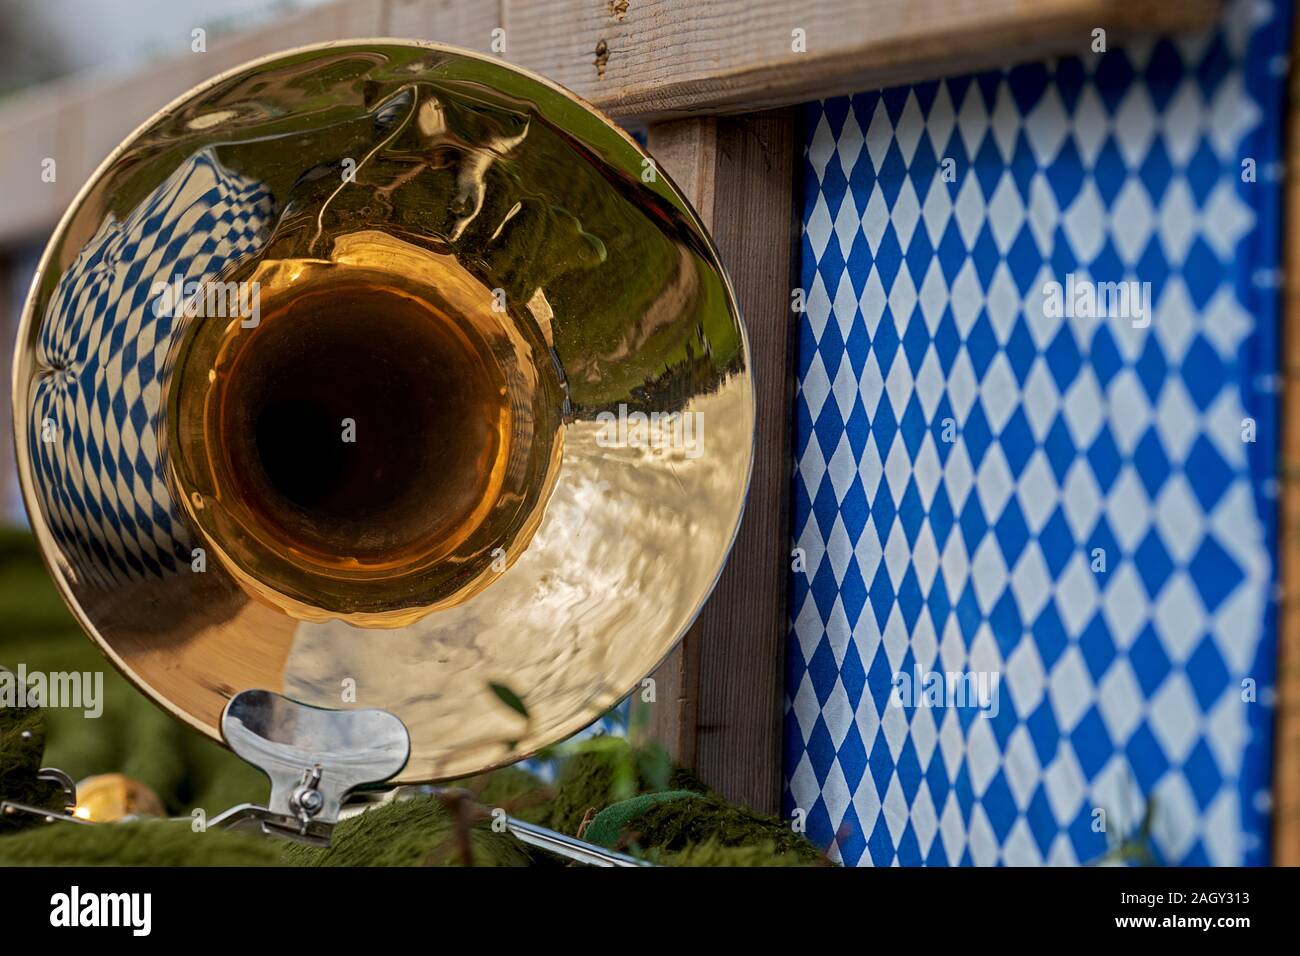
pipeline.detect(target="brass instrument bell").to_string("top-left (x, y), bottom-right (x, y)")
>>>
top-left (12, 41), bottom-right (753, 785)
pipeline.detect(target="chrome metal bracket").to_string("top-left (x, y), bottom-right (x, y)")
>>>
top-left (7, 688), bottom-right (650, 864)
top-left (210, 689), bottom-right (410, 847)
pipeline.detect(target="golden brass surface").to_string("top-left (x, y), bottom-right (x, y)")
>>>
top-left (13, 42), bottom-right (752, 782)
top-left (73, 774), bottom-right (166, 823)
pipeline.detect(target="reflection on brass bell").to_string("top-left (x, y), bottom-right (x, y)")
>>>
top-left (14, 41), bottom-right (753, 783)
top-left (72, 774), bottom-right (166, 823)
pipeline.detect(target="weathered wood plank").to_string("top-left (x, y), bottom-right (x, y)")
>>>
top-left (0, 0), bottom-right (1217, 244)
top-left (636, 118), bottom-right (718, 774)
top-left (505, 0), bottom-right (1218, 121)
top-left (643, 111), bottom-right (799, 814)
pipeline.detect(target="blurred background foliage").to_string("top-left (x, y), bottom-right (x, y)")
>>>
top-left (0, 528), bottom-right (266, 813)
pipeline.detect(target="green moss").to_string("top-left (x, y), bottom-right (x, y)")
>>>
top-left (540, 740), bottom-right (825, 866)
top-left (452, 766), bottom-right (553, 826)
top-left (548, 738), bottom-right (711, 835)
top-left (622, 793), bottom-right (825, 864)
top-left (281, 794), bottom-right (531, 867)
top-left (0, 819), bottom-right (283, 866)
top-left (665, 765), bottom-right (711, 796)
top-left (570, 768), bottom-right (827, 866)
top-left (0, 705), bottom-right (64, 831)
top-left (546, 752), bottom-right (611, 835)
top-left (0, 704), bottom-right (45, 782)
top-left (583, 791), bottom-right (700, 848)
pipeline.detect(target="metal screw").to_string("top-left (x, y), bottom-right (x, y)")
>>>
top-left (290, 765), bottom-right (325, 822)
top-left (293, 787), bottom-right (324, 816)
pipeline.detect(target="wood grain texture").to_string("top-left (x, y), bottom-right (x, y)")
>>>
top-left (643, 111), bottom-right (799, 814)
top-left (0, 0), bottom-right (1219, 244)
top-left (642, 118), bottom-right (718, 228)
top-left (637, 118), bottom-right (717, 774)
top-left (505, 0), bottom-right (1218, 121)
top-left (1274, 10), bottom-right (1300, 868)
top-left (385, 0), bottom-right (503, 52)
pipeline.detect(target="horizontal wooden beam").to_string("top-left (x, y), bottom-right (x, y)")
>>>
top-left (0, 0), bottom-right (1215, 245)
top-left (508, 0), bottom-right (1217, 121)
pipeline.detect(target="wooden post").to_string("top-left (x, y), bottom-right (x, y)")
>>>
top-left (642, 110), bottom-right (799, 814)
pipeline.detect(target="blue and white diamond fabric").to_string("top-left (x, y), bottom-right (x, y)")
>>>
top-left (786, 0), bottom-right (1288, 866)
top-left (28, 150), bottom-right (273, 588)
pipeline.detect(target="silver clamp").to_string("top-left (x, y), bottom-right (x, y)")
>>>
top-left (209, 689), bottom-right (410, 847)
top-left (6, 689), bottom-right (649, 865)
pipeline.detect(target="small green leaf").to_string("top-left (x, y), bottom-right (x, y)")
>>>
top-left (488, 682), bottom-right (529, 718)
